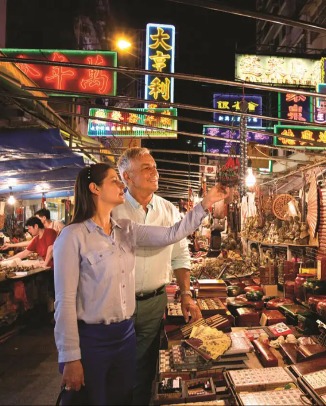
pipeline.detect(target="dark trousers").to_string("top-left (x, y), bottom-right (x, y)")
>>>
top-left (132, 291), bottom-right (167, 405)
top-left (60, 319), bottom-right (136, 406)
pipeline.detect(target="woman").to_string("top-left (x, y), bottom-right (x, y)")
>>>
top-left (53, 163), bottom-right (229, 405)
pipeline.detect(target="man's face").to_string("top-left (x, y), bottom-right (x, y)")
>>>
top-left (125, 154), bottom-right (159, 194)
top-left (26, 225), bottom-right (39, 237)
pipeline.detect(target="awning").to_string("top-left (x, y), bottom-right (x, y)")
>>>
top-left (0, 127), bottom-right (85, 199)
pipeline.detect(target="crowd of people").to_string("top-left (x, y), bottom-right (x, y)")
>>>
top-left (0, 147), bottom-right (230, 406)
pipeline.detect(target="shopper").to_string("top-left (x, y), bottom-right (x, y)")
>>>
top-left (112, 147), bottom-right (202, 405)
top-left (35, 208), bottom-right (64, 234)
top-left (1, 209), bottom-right (64, 251)
top-left (6, 216), bottom-right (57, 267)
top-left (53, 162), bottom-right (229, 406)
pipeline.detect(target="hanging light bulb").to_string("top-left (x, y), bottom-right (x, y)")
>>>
top-left (7, 186), bottom-right (16, 205)
top-left (245, 160), bottom-right (256, 188)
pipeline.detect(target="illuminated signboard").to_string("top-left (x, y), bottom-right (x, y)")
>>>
top-left (88, 107), bottom-right (177, 138)
top-left (0, 48), bottom-right (117, 96)
top-left (315, 84), bottom-right (326, 124)
top-left (235, 54), bottom-right (321, 86)
top-left (145, 23), bottom-right (175, 104)
top-left (203, 125), bottom-right (270, 154)
top-left (278, 92), bottom-right (312, 123)
top-left (322, 57), bottom-right (326, 83)
top-left (213, 93), bottom-right (262, 127)
top-left (274, 125), bottom-right (326, 148)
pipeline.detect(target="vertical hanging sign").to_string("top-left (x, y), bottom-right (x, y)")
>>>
top-left (144, 23), bottom-right (175, 106)
top-left (278, 92), bottom-right (312, 123)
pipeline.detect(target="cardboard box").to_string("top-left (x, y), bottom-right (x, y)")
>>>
top-left (262, 284), bottom-right (278, 296)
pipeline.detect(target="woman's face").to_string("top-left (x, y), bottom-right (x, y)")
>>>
top-left (97, 168), bottom-right (125, 207)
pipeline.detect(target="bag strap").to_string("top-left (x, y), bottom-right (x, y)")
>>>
top-left (55, 387), bottom-right (65, 406)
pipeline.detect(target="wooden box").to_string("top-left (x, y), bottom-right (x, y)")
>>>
top-left (262, 284), bottom-right (278, 296)
top-left (184, 377), bottom-right (216, 402)
top-left (235, 307), bottom-right (261, 327)
top-left (152, 378), bottom-right (185, 405)
top-left (260, 309), bottom-right (286, 326)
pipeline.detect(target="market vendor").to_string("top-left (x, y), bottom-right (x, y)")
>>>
top-left (7, 216), bottom-right (57, 268)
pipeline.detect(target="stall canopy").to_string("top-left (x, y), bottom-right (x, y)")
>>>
top-left (0, 128), bottom-right (85, 199)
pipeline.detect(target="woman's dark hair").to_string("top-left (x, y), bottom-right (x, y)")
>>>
top-left (70, 163), bottom-right (114, 224)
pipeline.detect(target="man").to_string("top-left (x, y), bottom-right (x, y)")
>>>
top-left (35, 208), bottom-right (64, 234)
top-left (8, 216), bottom-right (57, 268)
top-left (1, 209), bottom-right (64, 251)
top-left (112, 147), bottom-right (202, 405)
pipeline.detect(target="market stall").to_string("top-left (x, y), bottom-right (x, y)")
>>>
top-left (151, 162), bottom-right (326, 405)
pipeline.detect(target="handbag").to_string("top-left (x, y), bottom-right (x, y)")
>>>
top-left (55, 387), bottom-right (65, 406)
top-left (55, 386), bottom-right (89, 406)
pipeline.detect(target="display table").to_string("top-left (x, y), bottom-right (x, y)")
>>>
top-left (0, 259), bottom-right (54, 339)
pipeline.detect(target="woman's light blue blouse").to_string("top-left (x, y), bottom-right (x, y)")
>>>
top-left (54, 203), bottom-right (206, 362)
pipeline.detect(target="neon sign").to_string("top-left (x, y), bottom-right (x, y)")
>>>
top-left (278, 92), bottom-right (312, 123)
top-left (0, 49), bottom-right (117, 96)
top-left (203, 125), bottom-right (270, 154)
top-left (88, 106), bottom-right (177, 138)
top-left (314, 84), bottom-right (326, 124)
top-left (235, 54), bottom-right (321, 86)
top-left (145, 24), bottom-right (175, 104)
top-left (274, 125), bottom-right (326, 148)
top-left (213, 93), bottom-right (262, 127)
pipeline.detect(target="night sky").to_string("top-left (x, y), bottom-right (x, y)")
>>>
top-left (5, 0), bottom-right (257, 179)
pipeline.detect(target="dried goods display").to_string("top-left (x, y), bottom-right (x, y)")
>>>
top-left (191, 257), bottom-right (254, 280)
top-left (272, 194), bottom-right (296, 220)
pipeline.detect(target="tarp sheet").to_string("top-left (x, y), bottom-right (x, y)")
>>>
top-left (0, 128), bottom-right (85, 199)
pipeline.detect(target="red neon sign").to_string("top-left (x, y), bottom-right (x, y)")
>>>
top-left (1, 49), bottom-right (117, 96)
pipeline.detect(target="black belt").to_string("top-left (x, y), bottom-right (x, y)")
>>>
top-left (136, 285), bottom-right (165, 301)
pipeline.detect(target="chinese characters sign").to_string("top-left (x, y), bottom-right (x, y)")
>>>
top-left (274, 125), bottom-right (326, 149)
top-left (145, 24), bottom-right (175, 104)
top-left (88, 107), bottom-right (177, 138)
top-left (314, 84), bottom-right (326, 124)
top-left (322, 57), bottom-right (326, 83)
top-left (213, 93), bottom-right (262, 127)
top-left (235, 54), bottom-right (321, 86)
top-left (203, 125), bottom-right (270, 154)
top-left (278, 93), bottom-right (312, 123)
top-left (0, 49), bottom-right (117, 96)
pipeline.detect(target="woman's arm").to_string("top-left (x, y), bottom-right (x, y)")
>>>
top-left (134, 185), bottom-right (229, 247)
top-left (53, 226), bottom-right (81, 364)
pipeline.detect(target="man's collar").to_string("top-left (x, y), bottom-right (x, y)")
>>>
top-left (125, 189), bottom-right (155, 210)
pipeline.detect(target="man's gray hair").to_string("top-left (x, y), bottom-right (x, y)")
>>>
top-left (117, 147), bottom-right (151, 179)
